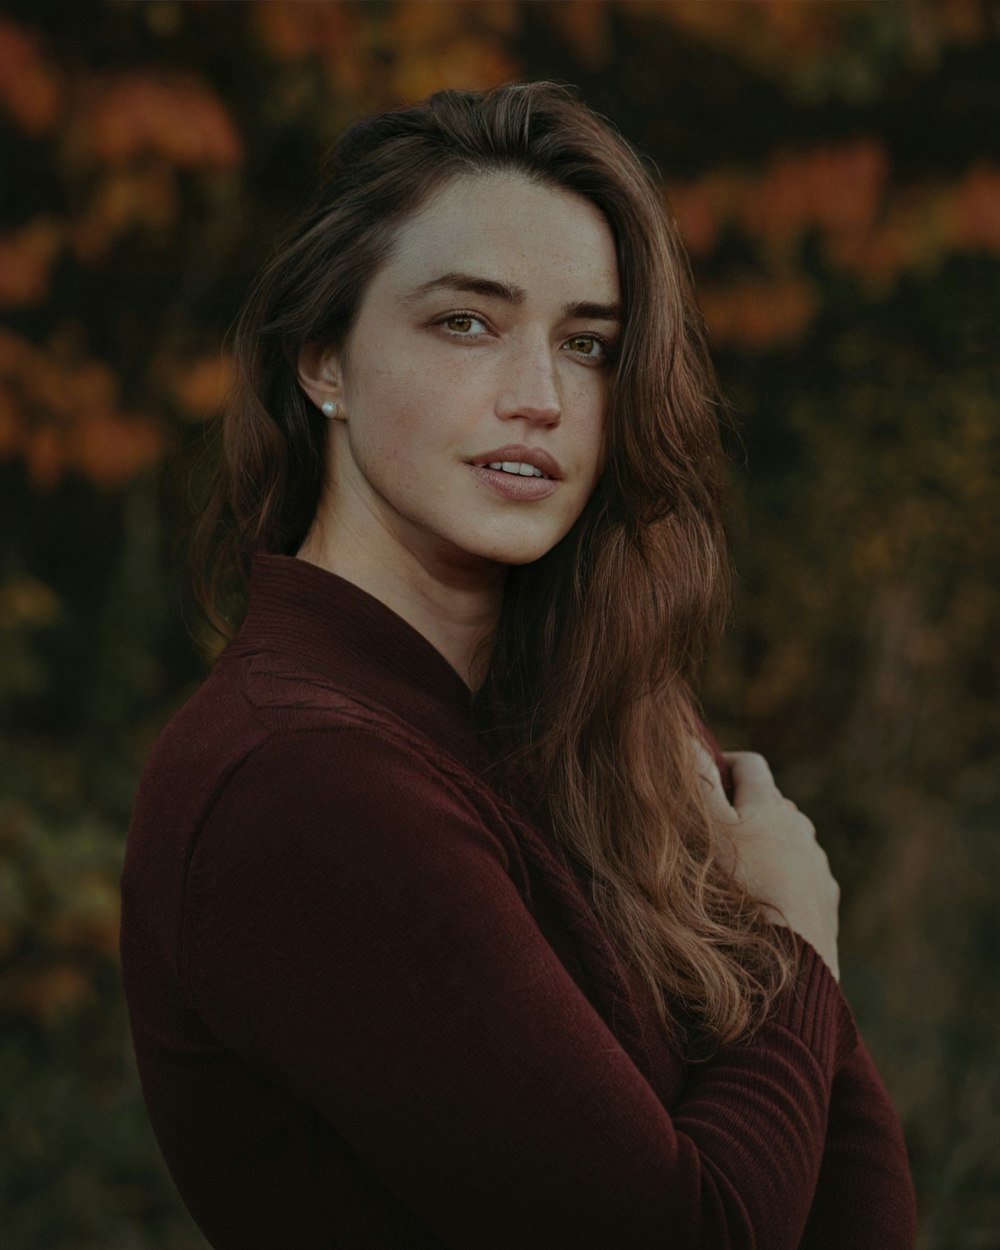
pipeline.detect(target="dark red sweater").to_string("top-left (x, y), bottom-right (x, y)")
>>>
top-left (120, 554), bottom-right (917, 1248)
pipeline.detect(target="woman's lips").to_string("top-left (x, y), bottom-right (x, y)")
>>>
top-left (468, 445), bottom-right (563, 479)
top-left (468, 464), bottom-right (559, 500)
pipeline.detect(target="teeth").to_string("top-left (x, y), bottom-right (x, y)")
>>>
top-left (486, 461), bottom-right (545, 478)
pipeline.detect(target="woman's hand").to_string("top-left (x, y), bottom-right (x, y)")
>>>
top-left (696, 745), bottom-right (841, 982)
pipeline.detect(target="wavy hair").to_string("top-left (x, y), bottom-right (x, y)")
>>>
top-left (190, 82), bottom-right (795, 1060)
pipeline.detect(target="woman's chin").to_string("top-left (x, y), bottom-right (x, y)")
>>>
top-left (454, 516), bottom-right (581, 568)
top-left (459, 536), bottom-right (563, 568)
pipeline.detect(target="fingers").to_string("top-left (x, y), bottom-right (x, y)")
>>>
top-left (723, 750), bottom-right (773, 789)
top-left (722, 751), bottom-right (780, 812)
top-left (723, 752), bottom-right (816, 834)
top-left (692, 738), bottom-right (736, 822)
top-left (692, 738), bottom-right (720, 782)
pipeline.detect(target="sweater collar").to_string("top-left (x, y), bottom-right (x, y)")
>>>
top-left (224, 554), bottom-right (486, 770)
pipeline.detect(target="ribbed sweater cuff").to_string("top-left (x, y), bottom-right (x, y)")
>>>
top-left (771, 935), bottom-right (859, 1076)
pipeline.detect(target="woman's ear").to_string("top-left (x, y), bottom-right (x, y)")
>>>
top-left (296, 341), bottom-right (345, 418)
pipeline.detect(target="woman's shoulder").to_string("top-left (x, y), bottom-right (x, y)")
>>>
top-left (142, 646), bottom-right (442, 788)
top-left (129, 647), bottom-right (508, 880)
top-left (154, 677), bottom-right (523, 919)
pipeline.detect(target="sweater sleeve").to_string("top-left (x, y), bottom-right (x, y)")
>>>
top-left (799, 1037), bottom-right (918, 1248)
top-left (184, 727), bottom-right (858, 1250)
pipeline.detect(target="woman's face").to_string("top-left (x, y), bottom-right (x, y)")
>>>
top-left (301, 171), bottom-right (621, 578)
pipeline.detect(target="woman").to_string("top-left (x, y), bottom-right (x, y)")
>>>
top-left (120, 83), bottom-right (917, 1248)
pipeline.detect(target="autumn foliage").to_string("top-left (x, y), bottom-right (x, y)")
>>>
top-left (0, 3), bottom-right (996, 1247)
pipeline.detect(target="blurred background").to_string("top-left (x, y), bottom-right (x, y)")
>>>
top-left (0, 2), bottom-right (996, 1247)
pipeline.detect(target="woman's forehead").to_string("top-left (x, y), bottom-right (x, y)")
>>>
top-left (375, 171), bottom-right (621, 308)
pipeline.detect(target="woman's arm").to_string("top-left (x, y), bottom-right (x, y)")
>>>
top-left (694, 744), bottom-right (916, 1246)
top-left (184, 726), bottom-right (858, 1249)
top-left (800, 1037), bottom-right (918, 1249)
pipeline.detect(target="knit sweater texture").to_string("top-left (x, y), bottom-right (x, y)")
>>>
top-left (120, 553), bottom-right (917, 1248)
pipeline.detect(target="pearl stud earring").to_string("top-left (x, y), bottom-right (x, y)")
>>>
top-left (321, 400), bottom-right (339, 419)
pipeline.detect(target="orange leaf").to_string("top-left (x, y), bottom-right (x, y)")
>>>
top-left (666, 183), bottom-right (719, 258)
top-left (25, 423), bottom-right (65, 492)
top-left (70, 409), bottom-right (166, 489)
top-left (392, 39), bottom-right (517, 103)
top-left (168, 352), bottom-right (234, 420)
top-left (700, 277), bottom-right (819, 348)
top-left (947, 165), bottom-right (1000, 252)
top-left (0, 17), bottom-right (63, 136)
top-left (546, 0), bottom-right (611, 69)
top-left (385, 1), bottom-right (519, 102)
top-left (742, 141), bottom-right (888, 246)
top-left (0, 381), bottom-right (23, 459)
top-left (0, 332), bottom-right (168, 491)
top-left (13, 965), bottom-right (94, 1025)
top-left (253, 0), bottom-right (357, 59)
top-left (71, 164), bottom-right (179, 265)
top-left (0, 218), bottom-right (63, 308)
top-left (71, 71), bottom-right (242, 170)
top-left (0, 574), bottom-right (60, 628)
top-left (0, 327), bottom-right (30, 372)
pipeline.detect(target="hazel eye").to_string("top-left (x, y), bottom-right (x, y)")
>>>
top-left (565, 334), bottom-right (608, 361)
top-left (441, 313), bottom-right (486, 335)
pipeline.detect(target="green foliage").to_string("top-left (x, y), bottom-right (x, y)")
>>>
top-left (0, 741), bottom-right (208, 1247)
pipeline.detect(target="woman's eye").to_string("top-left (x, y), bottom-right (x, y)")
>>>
top-left (564, 334), bottom-right (608, 361)
top-left (441, 313), bottom-right (487, 336)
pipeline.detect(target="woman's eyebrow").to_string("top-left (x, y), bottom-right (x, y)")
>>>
top-left (403, 272), bottom-right (524, 305)
top-left (568, 300), bottom-right (622, 323)
top-left (402, 271), bottom-right (622, 322)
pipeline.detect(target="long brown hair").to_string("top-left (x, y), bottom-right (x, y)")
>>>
top-left (190, 82), bottom-right (795, 1060)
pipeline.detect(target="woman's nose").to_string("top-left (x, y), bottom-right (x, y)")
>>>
top-left (494, 346), bottom-right (562, 426)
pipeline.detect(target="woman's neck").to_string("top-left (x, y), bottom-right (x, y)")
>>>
top-left (295, 523), bottom-right (504, 693)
